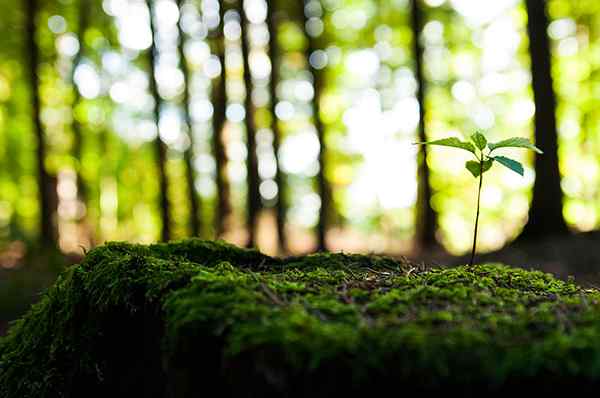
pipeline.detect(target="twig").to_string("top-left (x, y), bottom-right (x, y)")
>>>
top-left (260, 283), bottom-right (285, 306)
top-left (405, 266), bottom-right (417, 278)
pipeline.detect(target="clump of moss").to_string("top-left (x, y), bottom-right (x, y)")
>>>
top-left (2, 239), bottom-right (600, 397)
top-left (0, 239), bottom-right (256, 397)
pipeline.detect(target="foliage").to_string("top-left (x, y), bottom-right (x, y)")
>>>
top-left (3, 239), bottom-right (600, 395)
top-left (0, 0), bottom-right (597, 254)
top-left (419, 132), bottom-right (542, 177)
top-left (417, 132), bottom-right (542, 265)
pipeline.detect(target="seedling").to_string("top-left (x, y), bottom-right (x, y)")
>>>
top-left (416, 132), bottom-right (542, 266)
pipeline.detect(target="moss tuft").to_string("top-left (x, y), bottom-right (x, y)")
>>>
top-left (2, 239), bottom-right (600, 396)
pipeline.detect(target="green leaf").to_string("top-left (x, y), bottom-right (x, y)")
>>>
top-left (482, 159), bottom-right (493, 173)
top-left (415, 137), bottom-right (475, 154)
top-left (465, 161), bottom-right (480, 178)
top-left (470, 132), bottom-right (487, 150)
top-left (492, 156), bottom-right (524, 176)
top-left (488, 137), bottom-right (543, 154)
top-left (465, 159), bottom-right (493, 178)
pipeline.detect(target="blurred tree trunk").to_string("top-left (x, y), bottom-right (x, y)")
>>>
top-left (519, 0), bottom-right (568, 240)
top-left (25, 0), bottom-right (57, 248)
top-left (72, 0), bottom-right (90, 207)
top-left (147, 0), bottom-right (172, 242)
top-left (239, 0), bottom-right (261, 248)
top-left (176, 0), bottom-right (202, 237)
top-left (411, 0), bottom-right (437, 249)
top-left (211, 0), bottom-right (231, 238)
top-left (303, 0), bottom-right (329, 252)
top-left (266, 0), bottom-right (288, 253)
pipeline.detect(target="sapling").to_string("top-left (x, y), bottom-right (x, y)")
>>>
top-left (416, 132), bottom-right (542, 266)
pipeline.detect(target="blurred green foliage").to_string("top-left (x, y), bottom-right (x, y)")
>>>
top-left (0, 0), bottom-right (597, 256)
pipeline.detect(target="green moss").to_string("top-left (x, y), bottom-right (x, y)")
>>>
top-left (2, 239), bottom-right (600, 396)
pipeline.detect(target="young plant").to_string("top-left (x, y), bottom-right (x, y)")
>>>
top-left (416, 132), bottom-right (543, 266)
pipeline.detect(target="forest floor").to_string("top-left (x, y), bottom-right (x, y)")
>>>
top-left (0, 248), bottom-right (78, 337)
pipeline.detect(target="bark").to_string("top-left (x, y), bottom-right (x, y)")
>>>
top-left (303, 0), bottom-right (329, 252)
top-left (410, 0), bottom-right (437, 249)
top-left (176, 0), bottom-right (202, 237)
top-left (147, 0), bottom-right (172, 241)
top-left (25, 0), bottom-right (57, 247)
top-left (520, 0), bottom-right (568, 240)
top-left (212, 0), bottom-right (231, 237)
top-left (72, 0), bottom-right (90, 206)
top-left (239, 0), bottom-right (261, 248)
top-left (266, 0), bottom-right (288, 253)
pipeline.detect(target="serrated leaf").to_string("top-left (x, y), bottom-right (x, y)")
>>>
top-left (415, 137), bottom-right (475, 154)
top-left (488, 137), bottom-right (543, 154)
top-left (470, 132), bottom-right (487, 150)
top-left (465, 159), bottom-right (493, 178)
top-left (492, 156), bottom-right (524, 176)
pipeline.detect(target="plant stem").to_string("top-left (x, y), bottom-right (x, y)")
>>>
top-left (468, 161), bottom-right (484, 267)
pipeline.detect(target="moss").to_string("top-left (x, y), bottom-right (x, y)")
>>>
top-left (0, 239), bottom-right (243, 397)
top-left (2, 239), bottom-right (600, 396)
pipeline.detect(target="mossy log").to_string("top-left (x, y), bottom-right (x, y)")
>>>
top-left (2, 239), bottom-right (600, 397)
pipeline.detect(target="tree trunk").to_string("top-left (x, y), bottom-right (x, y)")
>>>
top-left (72, 0), bottom-right (90, 207)
top-left (25, 0), bottom-right (57, 248)
top-left (176, 0), bottom-right (202, 237)
top-left (239, 0), bottom-right (261, 248)
top-left (303, 0), bottom-right (329, 252)
top-left (519, 0), bottom-right (568, 240)
top-left (411, 0), bottom-right (437, 249)
top-left (147, 0), bottom-right (172, 242)
top-left (266, 0), bottom-right (288, 254)
top-left (212, 0), bottom-right (231, 238)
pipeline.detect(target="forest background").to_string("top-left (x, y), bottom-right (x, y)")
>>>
top-left (0, 0), bottom-right (599, 332)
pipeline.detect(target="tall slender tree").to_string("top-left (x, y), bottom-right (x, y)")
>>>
top-left (303, 0), bottom-right (329, 251)
top-left (175, 0), bottom-right (202, 237)
top-left (239, 0), bottom-right (261, 248)
top-left (147, 0), bottom-right (172, 241)
top-left (410, 0), bottom-right (437, 249)
top-left (266, 0), bottom-right (288, 253)
top-left (71, 0), bottom-right (90, 207)
top-left (211, 0), bottom-right (231, 237)
top-left (520, 0), bottom-right (568, 240)
top-left (25, 0), bottom-right (57, 248)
